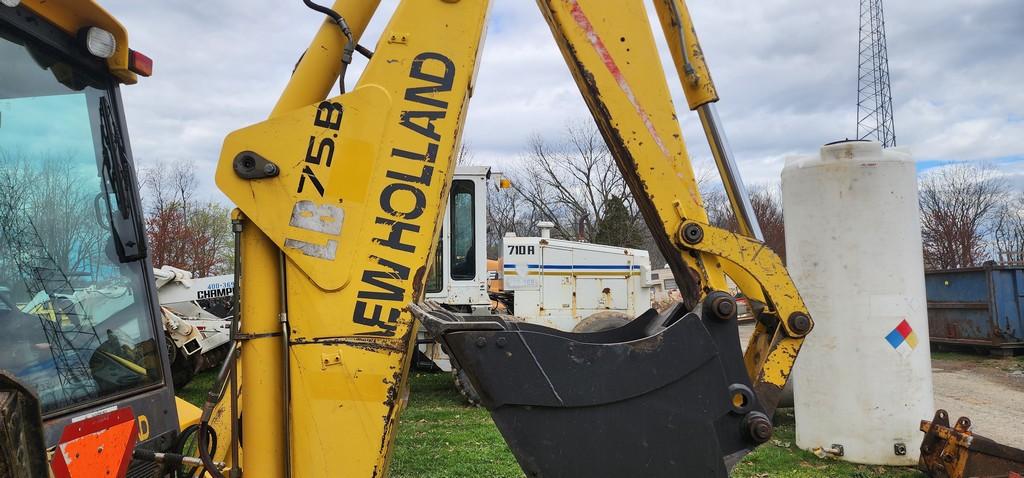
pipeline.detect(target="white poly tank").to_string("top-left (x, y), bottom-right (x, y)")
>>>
top-left (783, 140), bottom-right (933, 465)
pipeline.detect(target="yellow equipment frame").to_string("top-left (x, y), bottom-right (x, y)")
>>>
top-left (215, 1), bottom-right (812, 476)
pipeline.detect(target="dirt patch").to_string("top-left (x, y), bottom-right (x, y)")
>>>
top-left (932, 355), bottom-right (1024, 448)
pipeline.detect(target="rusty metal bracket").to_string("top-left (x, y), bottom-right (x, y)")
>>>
top-left (919, 409), bottom-right (1024, 478)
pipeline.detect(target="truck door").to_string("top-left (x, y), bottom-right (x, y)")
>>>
top-left (538, 244), bottom-right (576, 330)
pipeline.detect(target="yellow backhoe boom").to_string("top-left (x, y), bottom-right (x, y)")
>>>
top-left (211, 0), bottom-right (813, 476)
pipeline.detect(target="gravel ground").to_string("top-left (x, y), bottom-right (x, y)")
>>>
top-left (932, 354), bottom-right (1024, 448)
top-left (738, 324), bottom-right (1024, 449)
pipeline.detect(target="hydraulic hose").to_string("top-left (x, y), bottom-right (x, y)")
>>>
top-left (196, 218), bottom-right (243, 478)
top-left (196, 342), bottom-right (236, 478)
top-left (302, 0), bottom-right (356, 93)
top-left (197, 421), bottom-right (221, 478)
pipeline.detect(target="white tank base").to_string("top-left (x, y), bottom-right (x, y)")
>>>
top-left (783, 141), bottom-right (934, 466)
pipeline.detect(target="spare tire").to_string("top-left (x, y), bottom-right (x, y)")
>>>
top-left (572, 311), bottom-right (632, 333)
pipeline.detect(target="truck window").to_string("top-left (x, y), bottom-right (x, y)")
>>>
top-left (425, 238), bottom-right (443, 293)
top-left (450, 180), bottom-right (476, 280)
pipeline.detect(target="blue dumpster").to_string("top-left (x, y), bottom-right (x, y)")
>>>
top-left (925, 264), bottom-right (1024, 353)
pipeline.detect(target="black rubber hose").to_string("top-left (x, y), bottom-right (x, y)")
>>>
top-left (197, 422), bottom-right (222, 478)
top-left (172, 425), bottom-right (199, 478)
top-left (301, 0), bottom-right (356, 93)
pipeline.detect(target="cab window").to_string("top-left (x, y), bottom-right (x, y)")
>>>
top-left (0, 22), bottom-right (162, 415)
top-left (449, 181), bottom-right (476, 280)
top-left (425, 238), bottom-right (443, 293)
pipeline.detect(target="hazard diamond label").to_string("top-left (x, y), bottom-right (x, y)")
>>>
top-left (885, 319), bottom-right (919, 358)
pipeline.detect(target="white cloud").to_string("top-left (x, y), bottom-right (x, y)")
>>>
top-left (103, 0), bottom-right (1024, 203)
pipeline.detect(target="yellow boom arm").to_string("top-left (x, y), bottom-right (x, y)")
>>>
top-left (217, 1), bottom-right (489, 475)
top-left (540, 0), bottom-right (812, 416)
top-left (213, 0), bottom-right (811, 476)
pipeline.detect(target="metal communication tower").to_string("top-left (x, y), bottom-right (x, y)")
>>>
top-left (856, 0), bottom-right (896, 147)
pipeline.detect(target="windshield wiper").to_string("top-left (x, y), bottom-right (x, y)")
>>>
top-left (99, 96), bottom-right (146, 262)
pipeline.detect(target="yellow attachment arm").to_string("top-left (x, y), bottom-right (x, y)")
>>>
top-left (536, 0), bottom-right (730, 304)
top-left (652, 0), bottom-right (719, 110)
top-left (537, 0), bottom-right (811, 414)
top-left (216, 1), bottom-right (491, 476)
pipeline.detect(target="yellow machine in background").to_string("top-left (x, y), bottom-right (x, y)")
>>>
top-left (210, 0), bottom-right (813, 477)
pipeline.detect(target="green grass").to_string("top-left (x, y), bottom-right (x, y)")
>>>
top-left (390, 373), bottom-right (523, 477)
top-left (176, 371), bottom-right (924, 477)
top-left (732, 410), bottom-right (922, 478)
top-left (176, 369), bottom-right (218, 407)
top-left (930, 350), bottom-right (990, 362)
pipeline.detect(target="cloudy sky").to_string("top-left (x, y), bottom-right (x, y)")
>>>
top-left (103, 0), bottom-right (1024, 203)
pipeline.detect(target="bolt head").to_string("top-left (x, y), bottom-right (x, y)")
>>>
top-left (496, 336), bottom-right (508, 348)
top-left (747, 415), bottom-right (773, 443)
top-left (712, 296), bottom-right (736, 319)
top-left (681, 223), bottom-right (704, 245)
top-left (474, 337), bottom-right (487, 348)
top-left (787, 313), bottom-right (812, 335)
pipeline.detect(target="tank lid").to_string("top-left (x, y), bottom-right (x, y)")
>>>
top-left (820, 140), bottom-right (884, 161)
top-left (823, 139), bottom-right (873, 146)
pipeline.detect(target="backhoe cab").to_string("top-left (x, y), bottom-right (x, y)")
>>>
top-left (0, 1), bottom-right (187, 476)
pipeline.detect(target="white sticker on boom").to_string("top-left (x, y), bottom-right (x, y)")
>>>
top-left (285, 200), bottom-right (344, 260)
top-left (289, 200), bottom-right (344, 235)
top-left (284, 238), bottom-right (339, 260)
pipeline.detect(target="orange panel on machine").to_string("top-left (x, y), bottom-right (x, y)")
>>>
top-left (50, 408), bottom-right (138, 478)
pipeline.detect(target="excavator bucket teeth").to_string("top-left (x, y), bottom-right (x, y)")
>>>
top-left (413, 301), bottom-right (766, 477)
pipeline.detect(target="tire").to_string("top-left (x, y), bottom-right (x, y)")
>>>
top-left (572, 311), bottom-right (632, 333)
top-left (453, 366), bottom-right (481, 407)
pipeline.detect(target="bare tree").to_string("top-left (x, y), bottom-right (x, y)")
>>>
top-left (0, 153), bottom-right (104, 276)
top-left (698, 181), bottom-right (787, 263)
top-left (991, 194), bottom-right (1024, 264)
top-left (749, 186), bottom-right (786, 263)
top-left (456, 142), bottom-right (474, 165)
top-left (140, 161), bottom-right (233, 276)
top-left (511, 123), bottom-right (644, 243)
top-left (701, 187), bottom-right (734, 231)
top-left (486, 182), bottom-right (547, 258)
top-left (919, 163), bottom-right (1008, 270)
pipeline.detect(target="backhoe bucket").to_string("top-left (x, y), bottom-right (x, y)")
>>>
top-left (412, 297), bottom-right (768, 478)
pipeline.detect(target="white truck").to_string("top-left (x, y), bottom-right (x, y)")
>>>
top-left (152, 266), bottom-right (234, 387)
top-left (417, 167), bottom-right (658, 396)
top-left (501, 225), bottom-right (653, 332)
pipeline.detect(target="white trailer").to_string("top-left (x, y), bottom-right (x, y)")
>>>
top-left (502, 225), bottom-right (653, 332)
top-left (152, 266), bottom-right (234, 387)
top-left (417, 167), bottom-right (658, 383)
